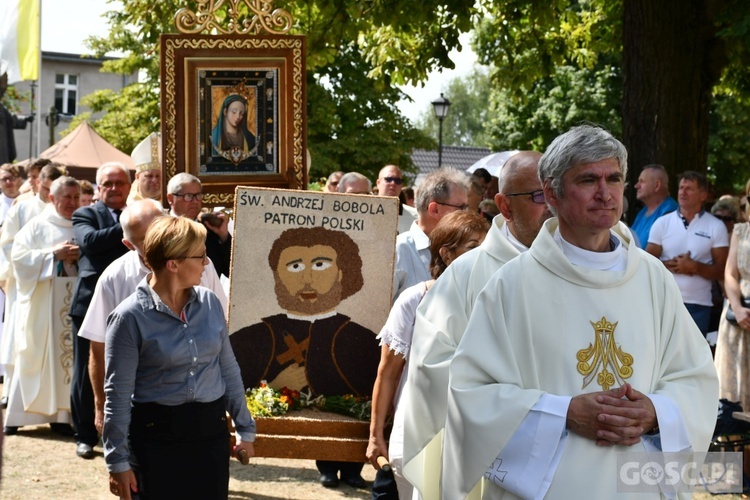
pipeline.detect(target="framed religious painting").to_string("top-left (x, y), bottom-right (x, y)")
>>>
top-left (160, 34), bottom-right (307, 207)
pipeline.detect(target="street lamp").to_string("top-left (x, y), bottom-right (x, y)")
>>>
top-left (431, 93), bottom-right (451, 168)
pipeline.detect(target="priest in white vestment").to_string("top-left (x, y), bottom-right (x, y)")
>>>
top-left (0, 164), bottom-right (64, 406)
top-left (78, 199), bottom-right (228, 433)
top-left (4, 177), bottom-right (80, 429)
top-left (400, 152), bottom-right (550, 498)
top-left (442, 125), bottom-right (719, 499)
top-left (0, 164), bottom-right (21, 380)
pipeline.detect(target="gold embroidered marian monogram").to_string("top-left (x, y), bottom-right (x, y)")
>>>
top-left (576, 317), bottom-right (633, 390)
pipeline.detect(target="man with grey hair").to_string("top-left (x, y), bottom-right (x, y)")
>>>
top-left (4, 176), bottom-right (80, 434)
top-left (69, 161), bottom-right (131, 458)
top-left (166, 172), bottom-right (231, 278)
top-left (392, 168), bottom-right (468, 300)
top-left (78, 199), bottom-right (228, 434)
top-left (442, 125), bottom-right (718, 498)
top-left (399, 152), bottom-right (551, 497)
top-left (337, 172), bottom-right (372, 194)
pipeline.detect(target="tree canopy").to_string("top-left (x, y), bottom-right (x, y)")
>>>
top-left (73, 0), bottom-right (750, 198)
top-left (72, 0), bottom-right (466, 180)
top-left (416, 67), bottom-right (493, 148)
top-left (461, 0), bottom-right (750, 201)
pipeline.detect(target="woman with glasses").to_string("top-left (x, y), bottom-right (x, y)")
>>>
top-left (367, 210), bottom-right (490, 499)
top-left (711, 197), bottom-right (740, 235)
top-left (103, 216), bottom-right (255, 499)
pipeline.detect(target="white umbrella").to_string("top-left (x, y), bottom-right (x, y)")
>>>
top-left (466, 150), bottom-right (520, 177)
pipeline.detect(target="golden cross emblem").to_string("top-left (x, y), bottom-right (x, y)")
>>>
top-left (576, 317), bottom-right (633, 390)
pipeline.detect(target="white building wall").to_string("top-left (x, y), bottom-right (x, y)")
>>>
top-left (10, 51), bottom-right (137, 160)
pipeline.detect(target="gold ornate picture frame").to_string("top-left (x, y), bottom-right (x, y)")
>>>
top-left (161, 34), bottom-right (307, 206)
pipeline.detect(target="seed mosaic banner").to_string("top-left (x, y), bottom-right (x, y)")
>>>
top-left (228, 186), bottom-right (399, 398)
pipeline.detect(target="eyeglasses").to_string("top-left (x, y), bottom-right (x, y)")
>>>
top-left (0, 176), bottom-right (17, 183)
top-left (717, 215), bottom-right (735, 223)
top-left (173, 192), bottom-right (203, 202)
top-left (505, 189), bottom-right (546, 204)
top-left (171, 253), bottom-right (207, 261)
top-left (382, 177), bottom-right (403, 185)
top-left (436, 201), bottom-right (469, 211)
top-left (100, 180), bottom-right (128, 189)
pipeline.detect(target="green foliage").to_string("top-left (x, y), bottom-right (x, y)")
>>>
top-left (708, 0), bottom-right (750, 192)
top-left (67, 83), bottom-right (160, 153)
top-left (473, 0), bottom-right (621, 97)
top-left (486, 63), bottom-right (621, 152)
top-left (708, 92), bottom-right (750, 195)
top-left (416, 67), bottom-right (492, 148)
top-left (307, 46), bottom-right (432, 182)
top-left (0, 85), bottom-right (30, 114)
top-left (72, 0), bottom-right (435, 181)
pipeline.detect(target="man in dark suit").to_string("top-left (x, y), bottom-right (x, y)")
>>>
top-left (69, 162), bottom-right (131, 459)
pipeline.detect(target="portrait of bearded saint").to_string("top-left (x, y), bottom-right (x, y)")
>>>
top-left (230, 226), bottom-right (380, 396)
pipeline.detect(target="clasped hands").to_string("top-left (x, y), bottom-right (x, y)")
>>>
top-left (52, 241), bottom-right (79, 264)
top-left (663, 252), bottom-right (697, 276)
top-left (567, 383), bottom-right (657, 447)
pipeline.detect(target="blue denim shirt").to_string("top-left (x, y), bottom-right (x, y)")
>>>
top-left (103, 278), bottom-right (255, 473)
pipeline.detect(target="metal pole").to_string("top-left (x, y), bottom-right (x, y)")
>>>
top-left (437, 117), bottom-right (444, 168)
top-left (48, 105), bottom-right (56, 147)
top-left (28, 81), bottom-right (36, 158)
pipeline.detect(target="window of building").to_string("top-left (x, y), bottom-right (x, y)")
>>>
top-left (54, 74), bottom-right (78, 115)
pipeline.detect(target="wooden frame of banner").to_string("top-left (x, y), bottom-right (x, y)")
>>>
top-left (252, 410), bottom-right (371, 461)
top-left (160, 34), bottom-right (307, 207)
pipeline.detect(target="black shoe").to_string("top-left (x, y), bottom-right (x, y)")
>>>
top-left (3, 426), bottom-right (18, 435)
top-left (341, 474), bottom-right (367, 489)
top-left (50, 423), bottom-right (76, 437)
top-left (319, 472), bottom-right (339, 488)
top-left (76, 442), bottom-right (95, 459)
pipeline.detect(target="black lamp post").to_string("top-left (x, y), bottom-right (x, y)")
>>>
top-left (431, 93), bottom-right (451, 168)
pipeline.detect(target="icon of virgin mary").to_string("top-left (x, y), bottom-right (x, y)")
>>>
top-left (211, 93), bottom-right (257, 165)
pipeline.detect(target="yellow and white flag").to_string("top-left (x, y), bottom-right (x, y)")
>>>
top-left (0, 0), bottom-right (40, 83)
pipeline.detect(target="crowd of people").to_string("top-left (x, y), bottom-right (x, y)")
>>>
top-left (318, 130), bottom-right (729, 498)
top-left (0, 123), bottom-right (746, 499)
top-left (0, 130), bottom-right (248, 499)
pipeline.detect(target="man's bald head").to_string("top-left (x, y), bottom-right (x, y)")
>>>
top-left (497, 151), bottom-right (543, 194)
top-left (495, 151), bottom-right (551, 248)
top-left (120, 198), bottom-right (166, 254)
top-left (635, 164), bottom-right (671, 206)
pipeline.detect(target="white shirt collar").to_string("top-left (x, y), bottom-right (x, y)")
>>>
top-left (286, 310), bottom-right (337, 322)
top-left (503, 221), bottom-right (530, 253)
top-left (553, 228), bottom-right (628, 271)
